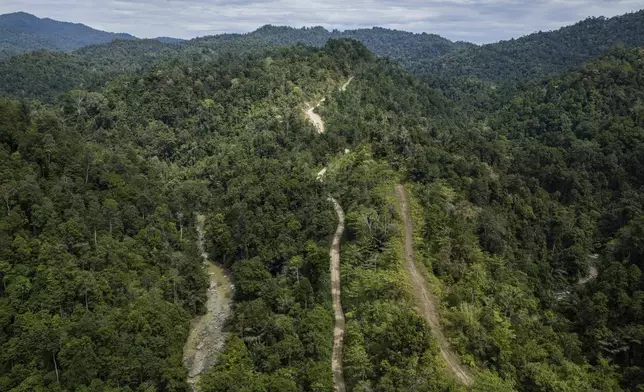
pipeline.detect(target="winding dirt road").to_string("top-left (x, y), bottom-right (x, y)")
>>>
top-left (340, 77), bottom-right (354, 92)
top-left (329, 198), bottom-right (346, 392)
top-left (306, 98), bottom-right (326, 133)
top-left (578, 266), bottom-right (598, 285)
top-left (183, 215), bottom-right (232, 391)
top-left (395, 185), bottom-right (474, 386)
top-left (305, 76), bottom-right (353, 134)
top-left (305, 78), bottom-right (353, 392)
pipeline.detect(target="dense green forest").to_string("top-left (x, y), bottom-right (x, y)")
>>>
top-left (0, 39), bottom-right (373, 392)
top-left (2, 7), bottom-right (644, 392)
top-left (417, 10), bottom-right (644, 85)
top-left (0, 20), bottom-right (467, 102)
top-left (3, 9), bottom-right (644, 107)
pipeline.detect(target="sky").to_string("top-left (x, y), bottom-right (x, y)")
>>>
top-left (0, 0), bottom-right (642, 44)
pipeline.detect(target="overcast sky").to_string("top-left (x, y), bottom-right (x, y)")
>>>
top-left (1, 0), bottom-right (642, 44)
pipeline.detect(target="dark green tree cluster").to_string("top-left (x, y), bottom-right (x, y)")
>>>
top-left (488, 47), bottom-right (644, 390)
top-left (0, 97), bottom-right (209, 391)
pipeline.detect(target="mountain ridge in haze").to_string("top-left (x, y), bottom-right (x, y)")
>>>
top-left (2, 9), bottom-right (644, 103)
top-left (416, 9), bottom-right (644, 84)
top-left (0, 12), bottom-right (182, 59)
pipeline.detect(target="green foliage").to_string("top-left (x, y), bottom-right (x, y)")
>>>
top-left (0, 39), bottom-right (373, 391)
top-left (0, 98), bottom-right (208, 391)
top-left (318, 45), bottom-right (644, 390)
top-left (325, 149), bottom-right (454, 391)
top-left (3, 9), bottom-right (644, 391)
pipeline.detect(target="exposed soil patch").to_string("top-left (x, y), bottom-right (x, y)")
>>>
top-left (304, 77), bottom-right (353, 134)
top-left (306, 98), bottom-right (326, 134)
top-left (183, 215), bottom-right (233, 391)
top-left (395, 184), bottom-right (474, 386)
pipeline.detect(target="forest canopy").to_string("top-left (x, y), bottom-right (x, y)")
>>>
top-left (1, 7), bottom-right (644, 392)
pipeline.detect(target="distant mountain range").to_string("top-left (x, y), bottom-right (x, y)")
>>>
top-left (0, 16), bottom-right (471, 101)
top-left (414, 9), bottom-right (644, 85)
top-left (0, 11), bottom-right (466, 64)
top-left (0, 12), bottom-right (182, 59)
top-left (1, 9), bottom-right (644, 102)
top-left (188, 25), bottom-right (473, 67)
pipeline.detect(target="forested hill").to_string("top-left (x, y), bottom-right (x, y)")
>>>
top-left (0, 12), bottom-right (137, 59)
top-left (320, 44), bottom-right (644, 390)
top-left (0, 39), bottom-right (371, 392)
top-left (418, 9), bottom-right (644, 85)
top-left (2, 12), bottom-right (644, 390)
top-left (0, 40), bottom-right (178, 102)
top-left (476, 46), bottom-right (644, 391)
top-left (191, 25), bottom-right (471, 68)
top-left (0, 24), bottom-right (466, 102)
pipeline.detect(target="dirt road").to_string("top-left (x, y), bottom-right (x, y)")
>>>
top-left (304, 77), bottom-right (353, 134)
top-left (183, 215), bottom-right (232, 391)
top-left (578, 265), bottom-right (598, 285)
top-left (306, 98), bottom-right (326, 134)
top-left (305, 78), bottom-right (353, 392)
top-left (329, 198), bottom-right (346, 392)
top-left (578, 254), bottom-right (599, 286)
top-left (395, 185), bottom-right (474, 386)
top-left (340, 77), bottom-right (354, 92)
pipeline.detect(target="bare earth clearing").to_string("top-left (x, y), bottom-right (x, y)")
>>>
top-left (305, 77), bottom-right (354, 134)
top-left (578, 254), bottom-right (599, 286)
top-left (306, 98), bottom-right (326, 133)
top-left (183, 215), bottom-right (232, 391)
top-left (340, 77), bottom-right (354, 92)
top-left (395, 184), bottom-right (474, 386)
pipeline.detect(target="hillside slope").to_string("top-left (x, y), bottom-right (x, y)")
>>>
top-left (418, 9), bottom-right (644, 85)
top-left (0, 12), bottom-right (136, 58)
top-left (318, 45), bottom-right (644, 390)
top-left (191, 25), bottom-right (470, 68)
top-left (482, 46), bottom-right (644, 391)
top-left (0, 23), bottom-right (465, 102)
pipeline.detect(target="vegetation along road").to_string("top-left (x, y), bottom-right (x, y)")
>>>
top-left (395, 184), bottom-right (474, 386)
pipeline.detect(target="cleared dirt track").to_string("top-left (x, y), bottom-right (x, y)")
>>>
top-left (304, 77), bottom-right (353, 392)
top-left (305, 76), bottom-right (353, 135)
top-left (395, 184), bottom-right (474, 386)
top-left (306, 98), bottom-right (326, 133)
top-left (329, 198), bottom-right (346, 392)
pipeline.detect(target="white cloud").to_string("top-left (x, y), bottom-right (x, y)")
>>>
top-left (0, 0), bottom-right (642, 43)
